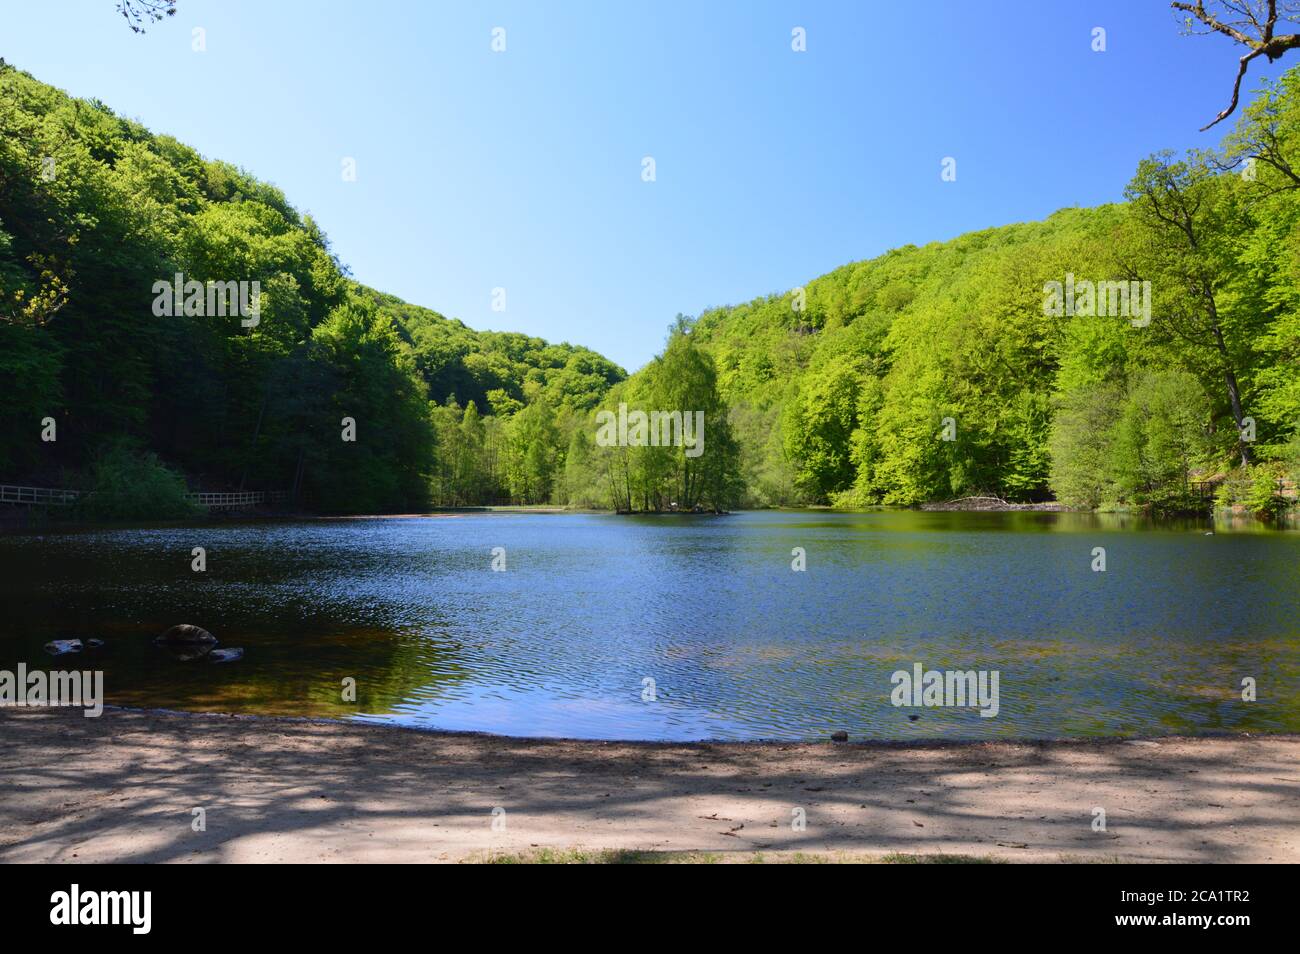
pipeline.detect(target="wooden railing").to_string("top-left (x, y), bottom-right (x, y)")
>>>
top-left (0, 485), bottom-right (82, 506)
top-left (1, 484), bottom-right (287, 509)
top-left (185, 491), bottom-right (288, 508)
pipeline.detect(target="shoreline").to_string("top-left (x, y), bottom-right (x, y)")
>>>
top-left (7, 503), bottom-right (1298, 534)
top-left (3, 708), bottom-right (1295, 863)
top-left (86, 703), bottom-right (1300, 748)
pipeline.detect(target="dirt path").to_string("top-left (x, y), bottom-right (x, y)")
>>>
top-left (1, 708), bottom-right (1295, 863)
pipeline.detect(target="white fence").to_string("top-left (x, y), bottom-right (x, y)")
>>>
top-left (0, 485), bottom-right (82, 506)
top-left (184, 491), bottom-right (288, 507)
top-left (0, 485), bottom-right (288, 509)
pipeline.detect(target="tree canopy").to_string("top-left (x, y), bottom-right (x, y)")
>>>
top-left (3, 54), bottom-right (1297, 518)
top-left (0, 62), bottom-right (624, 512)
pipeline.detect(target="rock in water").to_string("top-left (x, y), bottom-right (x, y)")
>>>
top-left (831, 730), bottom-right (849, 742)
top-left (208, 648), bottom-right (244, 664)
top-left (157, 624), bottom-right (218, 661)
top-left (44, 639), bottom-right (83, 656)
top-left (156, 624), bottom-right (217, 645)
top-left (85, 638), bottom-right (105, 649)
top-left (162, 644), bottom-right (215, 662)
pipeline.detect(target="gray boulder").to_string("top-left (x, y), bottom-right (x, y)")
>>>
top-left (161, 643), bottom-right (214, 662)
top-left (156, 624), bottom-right (217, 645)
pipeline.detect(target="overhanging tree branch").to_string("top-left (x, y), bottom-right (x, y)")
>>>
top-left (1174, 0), bottom-right (1300, 128)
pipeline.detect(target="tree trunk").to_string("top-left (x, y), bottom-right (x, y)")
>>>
top-left (1206, 302), bottom-right (1252, 465)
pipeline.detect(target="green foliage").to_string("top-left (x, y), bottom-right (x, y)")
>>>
top-left (0, 63), bottom-right (622, 512)
top-left (305, 299), bottom-right (435, 512)
top-left (73, 444), bottom-right (202, 519)
top-left (4, 55), bottom-right (1299, 518)
top-left (1246, 466), bottom-right (1289, 518)
top-left (1109, 370), bottom-right (1213, 513)
top-left (356, 286), bottom-right (624, 414)
top-left (578, 324), bottom-right (742, 512)
top-left (1216, 462), bottom-right (1291, 518)
top-left (503, 394), bottom-right (562, 504)
top-left (693, 209), bottom-right (1130, 506)
top-left (1048, 380), bottom-right (1125, 509)
top-left (686, 70), bottom-right (1300, 514)
top-left (782, 354), bottom-right (862, 501)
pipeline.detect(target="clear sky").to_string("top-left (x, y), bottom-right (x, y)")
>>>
top-left (3, 0), bottom-right (1288, 371)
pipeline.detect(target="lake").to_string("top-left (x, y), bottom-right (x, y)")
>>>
top-left (1, 510), bottom-right (1297, 741)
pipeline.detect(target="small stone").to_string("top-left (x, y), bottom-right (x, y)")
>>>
top-left (208, 648), bottom-right (243, 664)
top-left (831, 731), bottom-right (848, 742)
top-left (44, 639), bottom-right (83, 656)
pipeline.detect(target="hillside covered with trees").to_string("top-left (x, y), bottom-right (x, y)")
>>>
top-left (0, 60), bottom-right (624, 514)
top-left (3, 54), bottom-right (1299, 518)
top-left (687, 70), bottom-right (1300, 517)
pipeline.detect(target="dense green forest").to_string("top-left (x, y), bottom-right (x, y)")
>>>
top-left (2, 57), bottom-right (1298, 517)
top-left (686, 73), bottom-right (1300, 516)
top-left (0, 61), bottom-right (623, 513)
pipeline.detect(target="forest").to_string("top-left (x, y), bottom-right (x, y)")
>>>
top-left (2, 57), bottom-right (1298, 517)
top-left (0, 61), bottom-right (623, 514)
top-left (689, 71), bottom-right (1300, 517)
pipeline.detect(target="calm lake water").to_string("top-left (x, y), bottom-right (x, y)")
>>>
top-left (1, 510), bottom-right (1297, 741)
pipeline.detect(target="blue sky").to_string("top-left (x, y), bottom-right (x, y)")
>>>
top-left (4, 1), bottom-right (1288, 371)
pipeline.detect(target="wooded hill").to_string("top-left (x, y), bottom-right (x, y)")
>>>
top-left (3, 57), bottom-right (1298, 516)
top-left (0, 60), bottom-right (623, 514)
top-left (685, 72), bottom-right (1300, 515)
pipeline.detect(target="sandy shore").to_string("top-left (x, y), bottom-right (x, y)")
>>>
top-left (1, 708), bottom-right (1295, 863)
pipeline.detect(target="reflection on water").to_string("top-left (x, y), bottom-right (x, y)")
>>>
top-left (1, 510), bottom-right (1297, 741)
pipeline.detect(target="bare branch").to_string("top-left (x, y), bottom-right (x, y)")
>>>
top-left (115, 1), bottom-right (176, 34)
top-left (1173, 1), bottom-right (1300, 127)
top-left (1203, 47), bottom-right (1267, 129)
